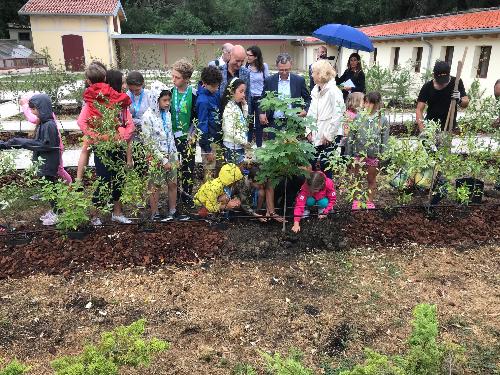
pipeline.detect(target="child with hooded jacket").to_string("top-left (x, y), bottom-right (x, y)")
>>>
top-left (292, 171), bottom-right (337, 233)
top-left (0, 94), bottom-right (61, 225)
top-left (194, 163), bottom-right (243, 214)
top-left (141, 82), bottom-right (188, 221)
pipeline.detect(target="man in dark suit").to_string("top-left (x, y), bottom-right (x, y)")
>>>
top-left (259, 52), bottom-right (311, 139)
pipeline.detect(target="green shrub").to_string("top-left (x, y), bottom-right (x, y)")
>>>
top-left (0, 359), bottom-right (30, 375)
top-left (51, 319), bottom-right (169, 375)
top-left (260, 348), bottom-right (314, 375)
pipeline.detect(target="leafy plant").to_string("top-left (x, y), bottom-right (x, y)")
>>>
top-left (232, 363), bottom-right (258, 375)
top-left (255, 91), bottom-right (316, 229)
top-left (0, 359), bottom-right (30, 375)
top-left (260, 348), bottom-right (314, 375)
top-left (51, 319), bottom-right (169, 375)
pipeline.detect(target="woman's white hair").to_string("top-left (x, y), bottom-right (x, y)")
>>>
top-left (311, 59), bottom-right (336, 84)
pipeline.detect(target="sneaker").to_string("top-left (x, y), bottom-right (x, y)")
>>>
top-left (352, 200), bottom-right (361, 210)
top-left (40, 210), bottom-right (56, 221)
top-left (91, 217), bottom-right (102, 226)
top-left (150, 212), bottom-right (162, 221)
top-left (161, 211), bottom-right (190, 222)
top-left (42, 213), bottom-right (58, 226)
top-left (302, 209), bottom-right (310, 218)
top-left (111, 214), bottom-right (132, 224)
top-left (366, 201), bottom-right (376, 209)
top-left (318, 208), bottom-right (325, 215)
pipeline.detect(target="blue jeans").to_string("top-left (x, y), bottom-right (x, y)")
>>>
top-left (223, 146), bottom-right (245, 165)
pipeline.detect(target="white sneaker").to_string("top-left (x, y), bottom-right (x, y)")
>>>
top-left (42, 214), bottom-right (58, 226)
top-left (40, 210), bottom-right (55, 221)
top-left (91, 217), bottom-right (102, 226)
top-left (303, 209), bottom-right (310, 218)
top-left (318, 208), bottom-right (325, 215)
top-left (111, 214), bottom-right (132, 224)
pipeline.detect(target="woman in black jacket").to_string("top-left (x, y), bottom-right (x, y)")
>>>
top-left (336, 52), bottom-right (366, 101)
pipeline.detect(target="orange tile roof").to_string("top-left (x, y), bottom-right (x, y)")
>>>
top-left (359, 8), bottom-right (500, 38)
top-left (19, 0), bottom-right (123, 16)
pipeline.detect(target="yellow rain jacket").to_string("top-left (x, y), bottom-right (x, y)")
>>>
top-left (194, 163), bottom-right (243, 212)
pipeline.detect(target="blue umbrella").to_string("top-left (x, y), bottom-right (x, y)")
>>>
top-left (313, 24), bottom-right (374, 52)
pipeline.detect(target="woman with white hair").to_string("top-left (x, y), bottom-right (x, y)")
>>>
top-left (306, 59), bottom-right (346, 176)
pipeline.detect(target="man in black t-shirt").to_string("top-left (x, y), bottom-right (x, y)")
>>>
top-left (416, 61), bottom-right (469, 132)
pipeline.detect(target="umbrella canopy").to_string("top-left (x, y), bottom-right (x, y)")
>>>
top-left (313, 24), bottom-right (374, 52)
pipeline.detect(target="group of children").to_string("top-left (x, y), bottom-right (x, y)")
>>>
top-left (0, 57), bottom-right (389, 229)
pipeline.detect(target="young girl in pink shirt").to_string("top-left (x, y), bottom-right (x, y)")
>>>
top-left (292, 171), bottom-right (337, 233)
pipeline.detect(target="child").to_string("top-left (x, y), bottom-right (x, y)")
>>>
top-left (194, 163), bottom-right (243, 213)
top-left (0, 94), bottom-right (61, 225)
top-left (78, 68), bottom-right (135, 224)
top-left (235, 165), bottom-right (284, 222)
top-left (221, 78), bottom-right (249, 165)
top-left (126, 71), bottom-right (151, 132)
top-left (141, 83), bottom-right (188, 221)
top-left (341, 92), bottom-right (365, 152)
top-left (170, 59), bottom-right (197, 203)
top-left (196, 65), bottom-right (223, 181)
top-left (19, 93), bottom-right (72, 185)
top-left (345, 91), bottom-right (389, 209)
top-left (292, 171), bottom-right (337, 233)
top-left (76, 62), bottom-right (108, 181)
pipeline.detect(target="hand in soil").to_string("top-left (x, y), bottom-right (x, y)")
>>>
top-left (226, 199), bottom-right (240, 209)
top-left (292, 222), bottom-right (300, 233)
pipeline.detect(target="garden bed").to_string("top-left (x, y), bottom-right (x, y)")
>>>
top-left (1, 205), bottom-right (498, 280)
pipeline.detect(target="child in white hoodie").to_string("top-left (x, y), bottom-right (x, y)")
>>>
top-left (221, 78), bottom-right (249, 165)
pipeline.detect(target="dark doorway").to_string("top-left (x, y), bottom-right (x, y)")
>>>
top-left (62, 34), bottom-right (85, 71)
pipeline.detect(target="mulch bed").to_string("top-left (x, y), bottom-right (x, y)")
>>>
top-left (0, 222), bottom-right (225, 279)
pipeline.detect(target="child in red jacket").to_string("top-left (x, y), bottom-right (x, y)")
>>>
top-left (292, 171), bottom-right (336, 233)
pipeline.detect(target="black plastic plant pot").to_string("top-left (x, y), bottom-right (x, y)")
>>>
top-left (66, 229), bottom-right (90, 240)
top-left (456, 178), bottom-right (484, 204)
top-left (6, 233), bottom-right (32, 247)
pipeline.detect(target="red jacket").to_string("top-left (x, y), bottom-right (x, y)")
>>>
top-left (78, 83), bottom-right (133, 140)
top-left (293, 172), bottom-right (337, 222)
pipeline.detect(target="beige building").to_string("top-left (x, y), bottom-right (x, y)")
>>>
top-left (18, 0), bottom-right (125, 71)
top-left (113, 34), bottom-right (316, 71)
top-left (322, 8), bottom-right (500, 93)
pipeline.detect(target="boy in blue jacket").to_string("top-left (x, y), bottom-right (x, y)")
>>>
top-left (196, 66), bottom-right (223, 181)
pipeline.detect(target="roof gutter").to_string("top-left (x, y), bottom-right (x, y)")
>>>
top-left (421, 37), bottom-right (433, 72)
top-left (369, 27), bottom-right (500, 41)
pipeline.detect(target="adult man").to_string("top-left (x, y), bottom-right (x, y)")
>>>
top-left (209, 43), bottom-right (233, 69)
top-left (218, 45), bottom-right (251, 101)
top-left (416, 60), bottom-right (469, 132)
top-left (259, 52), bottom-right (310, 138)
top-left (309, 45), bottom-right (329, 91)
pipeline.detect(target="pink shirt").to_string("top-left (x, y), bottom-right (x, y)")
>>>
top-left (293, 172), bottom-right (337, 222)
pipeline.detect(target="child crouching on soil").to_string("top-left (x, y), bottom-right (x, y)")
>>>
top-left (292, 171), bottom-right (337, 233)
top-left (194, 163), bottom-right (243, 215)
top-left (0, 94), bottom-right (61, 225)
top-left (344, 91), bottom-right (389, 210)
top-left (141, 83), bottom-right (188, 221)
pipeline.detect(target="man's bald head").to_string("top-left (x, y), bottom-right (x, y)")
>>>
top-left (222, 43), bottom-right (233, 63)
top-left (228, 45), bottom-right (246, 73)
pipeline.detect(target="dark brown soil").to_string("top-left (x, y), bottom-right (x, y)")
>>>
top-left (0, 222), bottom-right (225, 279)
top-left (1, 205), bottom-right (498, 281)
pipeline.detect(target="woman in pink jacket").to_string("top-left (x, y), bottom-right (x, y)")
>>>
top-left (292, 171), bottom-right (337, 233)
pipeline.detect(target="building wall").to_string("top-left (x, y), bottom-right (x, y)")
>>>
top-left (29, 15), bottom-right (116, 68)
top-left (117, 39), bottom-right (307, 71)
top-left (335, 34), bottom-right (500, 94)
